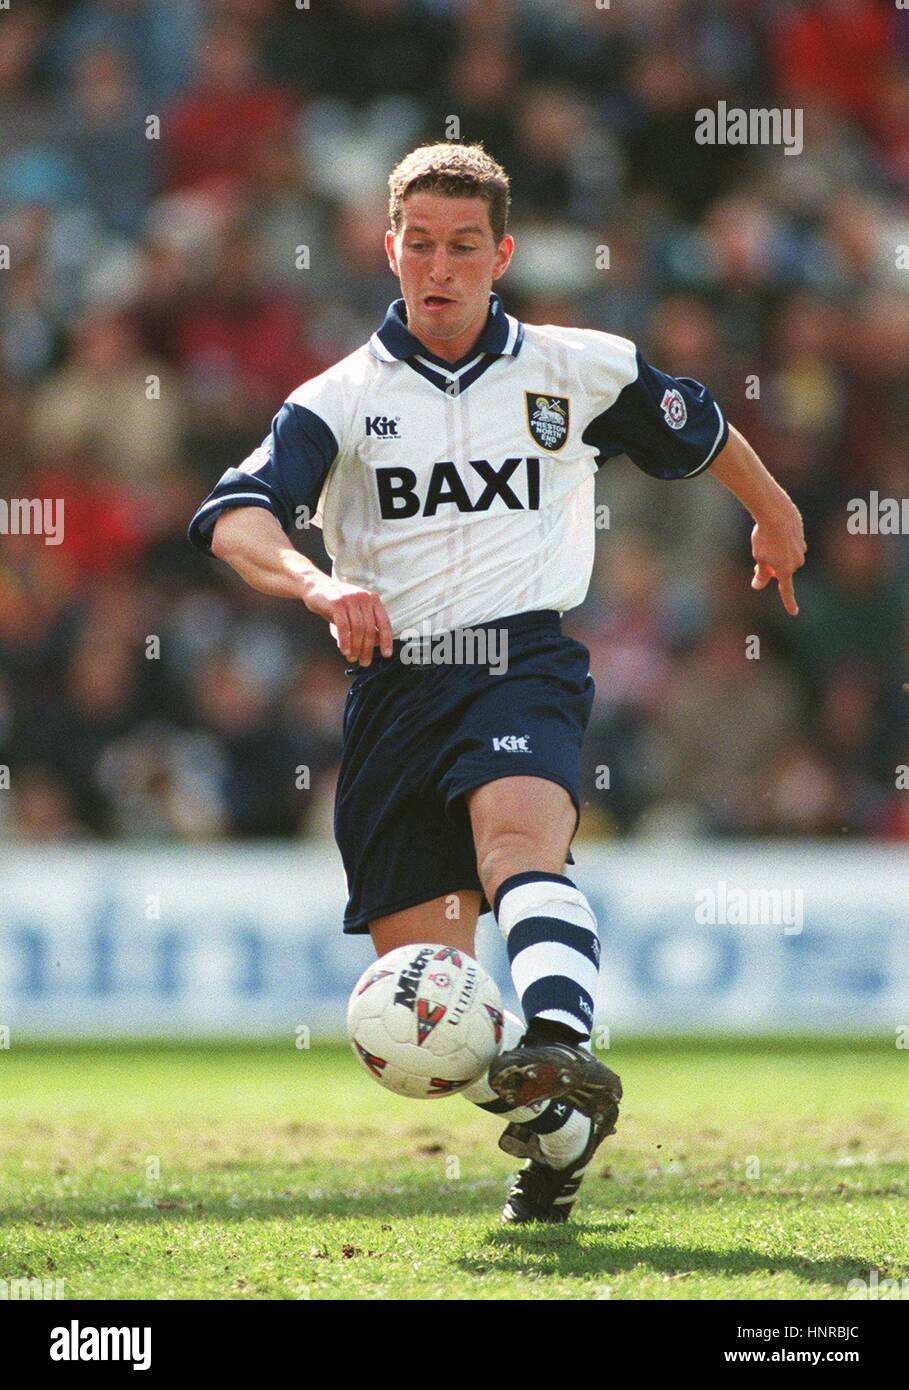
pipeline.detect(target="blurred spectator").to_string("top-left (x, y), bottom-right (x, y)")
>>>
top-left (189, 651), bottom-right (307, 836)
top-left (430, 35), bottom-right (522, 186)
top-left (15, 620), bottom-right (145, 833)
top-left (262, 0), bottom-right (455, 106)
top-left (27, 307), bottom-right (184, 485)
top-left (61, 46), bottom-right (155, 237)
top-left (770, 0), bottom-right (896, 130)
top-left (640, 620), bottom-right (806, 835)
top-left (788, 523), bottom-right (905, 696)
top-left (0, 9), bottom-right (58, 155)
top-left (50, 0), bottom-right (204, 107)
top-left (163, 16), bottom-right (298, 197)
top-left (756, 738), bottom-right (848, 837)
top-left (624, 48), bottom-right (737, 223)
top-left (0, 0), bottom-right (906, 846)
top-left (171, 222), bottom-right (324, 429)
top-left (4, 766), bottom-right (89, 841)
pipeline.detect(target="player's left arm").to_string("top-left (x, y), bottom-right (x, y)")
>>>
top-left (577, 334), bottom-right (807, 618)
top-left (707, 423), bottom-right (806, 617)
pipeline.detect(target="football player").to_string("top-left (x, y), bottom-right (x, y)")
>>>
top-left (189, 143), bottom-right (805, 1223)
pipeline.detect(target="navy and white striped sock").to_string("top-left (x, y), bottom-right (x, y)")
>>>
top-left (461, 1008), bottom-right (591, 1167)
top-left (494, 872), bottom-right (600, 1042)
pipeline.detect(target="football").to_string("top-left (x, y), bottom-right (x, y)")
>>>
top-left (347, 943), bottom-right (504, 1099)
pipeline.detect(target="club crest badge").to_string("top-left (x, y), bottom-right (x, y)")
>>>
top-left (660, 387), bottom-right (687, 430)
top-left (525, 393), bottom-right (569, 451)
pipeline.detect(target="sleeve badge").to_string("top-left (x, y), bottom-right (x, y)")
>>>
top-left (660, 388), bottom-right (688, 430)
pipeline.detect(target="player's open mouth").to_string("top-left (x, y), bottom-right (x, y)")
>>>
top-left (423, 295), bottom-right (455, 308)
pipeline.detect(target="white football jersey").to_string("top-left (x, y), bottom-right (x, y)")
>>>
top-left (189, 293), bottom-right (728, 636)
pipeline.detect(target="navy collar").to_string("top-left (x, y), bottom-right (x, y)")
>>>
top-left (368, 291), bottom-right (523, 369)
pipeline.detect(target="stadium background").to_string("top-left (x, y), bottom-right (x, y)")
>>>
top-left (1, 0), bottom-right (907, 1039)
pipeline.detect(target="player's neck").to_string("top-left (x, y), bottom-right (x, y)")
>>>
top-left (409, 309), bottom-right (488, 365)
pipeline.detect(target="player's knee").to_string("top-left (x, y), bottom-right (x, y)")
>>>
top-left (475, 831), bottom-right (561, 904)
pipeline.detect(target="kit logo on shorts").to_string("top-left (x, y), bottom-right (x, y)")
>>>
top-left (525, 393), bottom-right (569, 451)
top-left (492, 734), bottom-right (531, 753)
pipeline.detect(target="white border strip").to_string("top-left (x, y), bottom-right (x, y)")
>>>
top-left (368, 332), bottom-right (397, 362)
top-left (414, 351), bottom-right (486, 381)
top-left (193, 493), bottom-right (275, 520)
top-left (686, 403), bottom-right (727, 477)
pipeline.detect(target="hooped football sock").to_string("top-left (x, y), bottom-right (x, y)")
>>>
top-left (523, 1017), bottom-right (588, 1049)
top-left (494, 871), bottom-right (600, 1041)
top-left (536, 1106), bottom-right (592, 1170)
top-left (461, 1008), bottom-right (581, 1131)
top-left (461, 1008), bottom-right (590, 1168)
top-left (461, 1009), bottom-right (543, 1120)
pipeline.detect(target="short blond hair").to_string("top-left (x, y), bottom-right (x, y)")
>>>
top-left (388, 142), bottom-right (511, 244)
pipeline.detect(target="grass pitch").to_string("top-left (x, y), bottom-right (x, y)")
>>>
top-left (2, 1039), bottom-right (907, 1301)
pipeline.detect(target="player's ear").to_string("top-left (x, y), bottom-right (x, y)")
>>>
top-left (385, 229), bottom-right (400, 276)
top-left (492, 234), bottom-right (515, 281)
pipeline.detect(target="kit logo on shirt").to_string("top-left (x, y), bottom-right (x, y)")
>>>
top-left (525, 393), bottom-right (569, 451)
top-left (365, 415), bottom-right (401, 439)
top-left (660, 388), bottom-right (687, 430)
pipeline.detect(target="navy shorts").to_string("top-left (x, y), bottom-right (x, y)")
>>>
top-left (335, 610), bottom-right (595, 934)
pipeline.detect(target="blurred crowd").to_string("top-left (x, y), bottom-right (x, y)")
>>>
top-left (1, 0), bottom-right (908, 844)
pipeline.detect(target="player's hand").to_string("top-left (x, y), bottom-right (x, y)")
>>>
top-left (300, 575), bottom-right (394, 665)
top-left (750, 501), bottom-right (806, 617)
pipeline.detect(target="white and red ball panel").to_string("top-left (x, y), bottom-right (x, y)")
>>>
top-left (347, 943), bottom-right (504, 1099)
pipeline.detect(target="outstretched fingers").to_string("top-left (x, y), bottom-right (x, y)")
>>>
top-left (777, 571), bottom-right (799, 617)
top-left (752, 561), bottom-right (799, 616)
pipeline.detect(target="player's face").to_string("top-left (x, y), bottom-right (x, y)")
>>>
top-left (386, 192), bottom-right (514, 361)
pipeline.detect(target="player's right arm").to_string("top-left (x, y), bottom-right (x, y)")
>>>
top-left (210, 507), bottom-right (392, 667)
top-left (188, 393), bottom-right (392, 667)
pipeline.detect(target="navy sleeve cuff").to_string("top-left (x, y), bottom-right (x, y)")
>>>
top-left (187, 492), bottom-right (283, 555)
